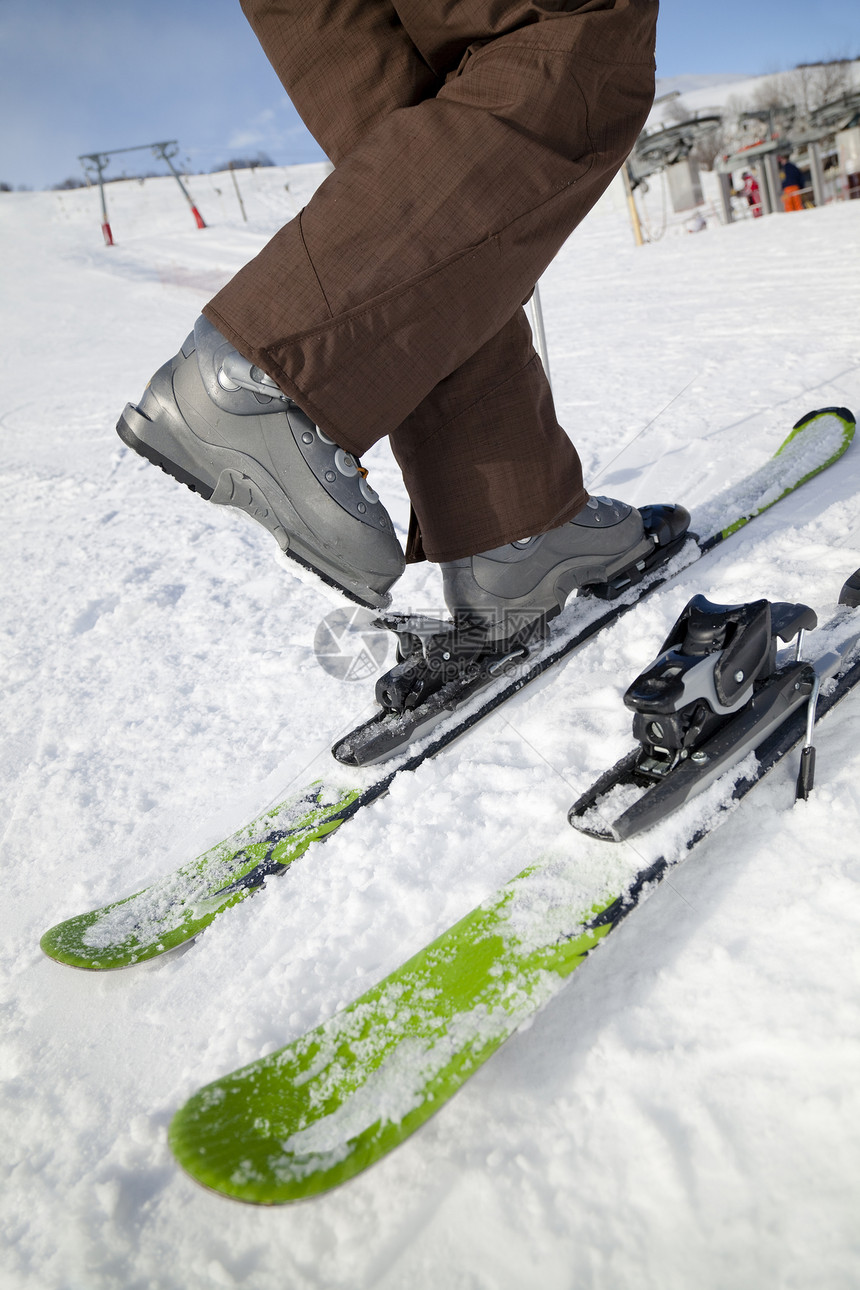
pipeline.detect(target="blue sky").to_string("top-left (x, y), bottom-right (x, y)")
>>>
top-left (2, 0), bottom-right (858, 189)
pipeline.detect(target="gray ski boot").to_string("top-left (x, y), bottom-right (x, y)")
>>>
top-left (117, 316), bottom-right (405, 608)
top-left (441, 496), bottom-right (657, 643)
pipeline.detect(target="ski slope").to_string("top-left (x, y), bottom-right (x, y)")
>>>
top-left (2, 155), bottom-right (860, 1289)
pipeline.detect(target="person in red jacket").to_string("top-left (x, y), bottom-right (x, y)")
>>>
top-left (742, 171), bottom-right (762, 218)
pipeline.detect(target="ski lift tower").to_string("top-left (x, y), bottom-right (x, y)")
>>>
top-left (624, 115), bottom-right (721, 243)
top-left (807, 88), bottom-right (860, 199)
top-left (78, 140), bottom-right (207, 245)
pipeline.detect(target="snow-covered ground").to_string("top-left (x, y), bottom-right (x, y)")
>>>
top-left (2, 152), bottom-right (860, 1290)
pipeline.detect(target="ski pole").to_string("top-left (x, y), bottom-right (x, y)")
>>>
top-left (795, 672), bottom-right (820, 801)
top-left (529, 283), bottom-right (551, 387)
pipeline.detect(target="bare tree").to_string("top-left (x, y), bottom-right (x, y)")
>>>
top-left (747, 60), bottom-right (855, 121)
top-left (640, 61), bottom-right (858, 174)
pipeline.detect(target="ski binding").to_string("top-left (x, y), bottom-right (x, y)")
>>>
top-left (333, 503), bottom-right (691, 767)
top-left (568, 590), bottom-right (852, 841)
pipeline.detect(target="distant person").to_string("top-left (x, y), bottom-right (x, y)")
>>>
top-left (114, 0), bottom-right (676, 650)
top-left (847, 151), bottom-right (860, 200)
top-left (742, 171), bottom-right (762, 218)
top-left (779, 156), bottom-right (805, 212)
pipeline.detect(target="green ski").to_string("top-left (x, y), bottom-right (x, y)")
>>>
top-left (39, 785), bottom-right (361, 969)
top-left (168, 589), bottom-right (860, 1203)
top-left (39, 407), bottom-right (854, 970)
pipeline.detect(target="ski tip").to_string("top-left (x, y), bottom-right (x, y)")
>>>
top-left (38, 921), bottom-right (127, 971)
top-left (791, 406), bottom-right (855, 433)
top-left (778, 407), bottom-right (856, 464)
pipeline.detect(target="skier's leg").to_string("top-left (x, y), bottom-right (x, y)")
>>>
top-left (232, 0), bottom-right (662, 622)
top-left (205, 0), bottom-right (659, 457)
top-left (118, 0), bottom-right (440, 610)
top-left (237, 0), bottom-right (442, 165)
top-left (388, 308), bottom-right (585, 562)
top-left (203, 0), bottom-right (659, 583)
top-left (119, 0), bottom-right (662, 624)
top-left (237, 0), bottom-right (592, 561)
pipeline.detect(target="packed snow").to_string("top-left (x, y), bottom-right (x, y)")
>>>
top-left (2, 142), bottom-right (860, 1289)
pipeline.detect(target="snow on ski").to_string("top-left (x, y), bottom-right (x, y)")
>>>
top-left (166, 570), bottom-right (860, 1204)
top-left (39, 406), bottom-right (855, 970)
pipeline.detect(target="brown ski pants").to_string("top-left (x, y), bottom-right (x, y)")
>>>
top-left (203, 0), bottom-right (658, 561)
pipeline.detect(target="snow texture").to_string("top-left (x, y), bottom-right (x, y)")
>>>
top-left (2, 140), bottom-right (860, 1289)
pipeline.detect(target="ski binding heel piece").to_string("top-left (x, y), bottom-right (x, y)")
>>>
top-left (586, 503), bottom-right (693, 600)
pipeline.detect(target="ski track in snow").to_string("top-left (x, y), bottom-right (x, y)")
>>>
top-left (2, 153), bottom-right (860, 1290)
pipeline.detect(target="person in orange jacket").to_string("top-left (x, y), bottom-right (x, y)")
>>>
top-left (779, 156), bottom-right (805, 211)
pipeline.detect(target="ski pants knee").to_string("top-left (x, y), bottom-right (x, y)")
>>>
top-left (203, 0), bottom-right (658, 560)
